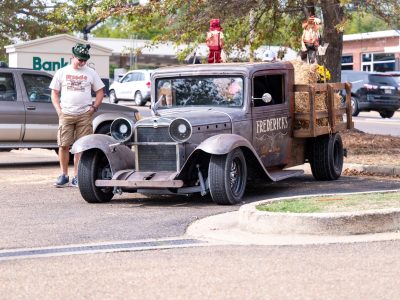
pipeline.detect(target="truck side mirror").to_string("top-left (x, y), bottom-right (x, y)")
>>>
top-left (262, 93), bottom-right (272, 103)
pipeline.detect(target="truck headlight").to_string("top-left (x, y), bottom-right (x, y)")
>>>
top-left (169, 118), bottom-right (192, 143)
top-left (110, 118), bottom-right (133, 142)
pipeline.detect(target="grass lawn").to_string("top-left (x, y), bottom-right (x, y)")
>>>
top-left (256, 192), bottom-right (400, 213)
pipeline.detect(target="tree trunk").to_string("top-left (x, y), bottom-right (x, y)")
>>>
top-left (320, 0), bottom-right (344, 82)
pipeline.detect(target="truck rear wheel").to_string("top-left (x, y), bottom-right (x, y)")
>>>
top-left (209, 148), bottom-right (247, 205)
top-left (78, 149), bottom-right (114, 203)
top-left (309, 133), bottom-right (343, 181)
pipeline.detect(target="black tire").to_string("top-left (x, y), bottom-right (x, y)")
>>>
top-left (351, 96), bottom-right (359, 116)
top-left (309, 133), bottom-right (344, 181)
top-left (208, 148), bottom-right (247, 205)
top-left (379, 110), bottom-right (395, 119)
top-left (95, 123), bottom-right (111, 135)
top-left (78, 150), bottom-right (114, 203)
top-left (109, 90), bottom-right (118, 104)
top-left (134, 91), bottom-right (145, 106)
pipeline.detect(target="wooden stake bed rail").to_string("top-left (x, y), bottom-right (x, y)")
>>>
top-left (293, 82), bottom-right (354, 138)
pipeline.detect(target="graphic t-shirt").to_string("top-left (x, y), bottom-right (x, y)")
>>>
top-left (49, 65), bottom-right (105, 115)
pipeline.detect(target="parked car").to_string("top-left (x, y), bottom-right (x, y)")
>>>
top-left (341, 70), bottom-right (400, 118)
top-left (109, 69), bottom-right (152, 106)
top-left (0, 67), bottom-right (140, 152)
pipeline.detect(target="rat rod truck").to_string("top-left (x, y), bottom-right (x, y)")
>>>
top-left (72, 62), bottom-right (353, 205)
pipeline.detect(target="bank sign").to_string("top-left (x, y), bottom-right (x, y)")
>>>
top-left (33, 57), bottom-right (69, 71)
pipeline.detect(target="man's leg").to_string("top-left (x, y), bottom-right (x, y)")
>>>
top-left (59, 146), bottom-right (70, 175)
top-left (73, 152), bottom-right (81, 178)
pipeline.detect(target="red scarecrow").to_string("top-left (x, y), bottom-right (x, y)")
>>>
top-left (206, 19), bottom-right (225, 63)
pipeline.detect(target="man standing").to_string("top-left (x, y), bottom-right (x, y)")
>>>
top-left (50, 43), bottom-right (105, 187)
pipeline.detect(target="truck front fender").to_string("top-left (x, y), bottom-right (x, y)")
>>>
top-left (71, 134), bottom-right (135, 173)
top-left (178, 134), bottom-right (275, 181)
top-left (196, 134), bottom-right (255, 155)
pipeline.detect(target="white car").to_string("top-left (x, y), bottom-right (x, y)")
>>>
top-left (109, 69), bottom-right (152, 106)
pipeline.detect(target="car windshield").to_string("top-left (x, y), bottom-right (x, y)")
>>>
top-left (390, 74), bottom-right (400, 85)
top-left (155, 76), bottom-right (244, 108)
top-left (369, 74), bottom-right (397, 86)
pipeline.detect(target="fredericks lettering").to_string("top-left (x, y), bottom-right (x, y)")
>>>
top-left (256, 117), bottom-right (288, 134)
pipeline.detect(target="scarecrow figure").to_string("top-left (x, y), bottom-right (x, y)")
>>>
top-left (301, 16), bottom-right (321, 64)
top-left (206, 19), bottom-right (225, 63)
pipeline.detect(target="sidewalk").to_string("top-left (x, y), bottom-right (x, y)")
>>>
top-left (186, 163), bottom-right (400, 246)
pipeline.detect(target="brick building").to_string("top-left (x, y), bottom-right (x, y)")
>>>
top-left (342, 30), bottom-right (400, 72)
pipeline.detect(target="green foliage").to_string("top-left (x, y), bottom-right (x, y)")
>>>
top-left (344, 12), bottom-right (391, 34)
top-left (0, 0), bottom-right (67, 61)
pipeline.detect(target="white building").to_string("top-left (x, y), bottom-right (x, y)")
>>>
top-left (5, 34), bottom-right (113, 79)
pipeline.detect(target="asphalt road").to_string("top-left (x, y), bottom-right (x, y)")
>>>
top-left (353, 110), bottom-right (400, 136)
top-left (1, 104), bottom-right (400, 299)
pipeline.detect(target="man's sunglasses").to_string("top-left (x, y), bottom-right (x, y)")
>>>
top-left (75, 57), bottom-right (87, 63)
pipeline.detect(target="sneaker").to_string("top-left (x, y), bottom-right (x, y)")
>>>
top-left (70, 176), bottom-right (78, 188)
top-left (54, 174), bottom-right (69, 187)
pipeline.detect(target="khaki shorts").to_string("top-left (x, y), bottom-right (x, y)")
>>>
top-left (58, 110), bottom-right (94, 147)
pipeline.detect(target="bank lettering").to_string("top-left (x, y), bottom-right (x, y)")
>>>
top-left (256, 117), bottom-right (288, 134)
top-left (33, 57), bottom-right (69, 71)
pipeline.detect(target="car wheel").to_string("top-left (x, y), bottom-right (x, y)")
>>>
top-left (95, 123), bottom-right (111, 135)
top-left (309, 133), bottom-right (344, 181)
top-left (208, 148), bottom-right (247, 205)
top-left (379, 111), bottom-right (395, 119)
top-left (134, 91), bottom-right (145, 106)
top-left (351, 96), bottom-right (359, 116)
top-left (78, 149), bottom-right (114, 203)
top-left (109, 90), bottom-right (118, 104)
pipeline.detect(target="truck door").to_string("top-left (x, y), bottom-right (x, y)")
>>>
top-left (251, 70), bottom-right (292, 168)
top-left (0, 72), bottom-right (24, 142)
top-left (20, 72), bottom-right (58, 142)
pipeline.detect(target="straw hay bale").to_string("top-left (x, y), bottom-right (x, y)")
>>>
top-left (291, 60), bottom-right (345, 131)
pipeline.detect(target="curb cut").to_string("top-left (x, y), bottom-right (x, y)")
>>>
top-left (239, 190), bottom-right (400, 235)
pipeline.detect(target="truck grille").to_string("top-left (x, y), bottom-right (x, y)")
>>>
top-left (135, 126), bottom-right (178, 172)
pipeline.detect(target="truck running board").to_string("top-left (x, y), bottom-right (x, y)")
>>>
top-left (267, 169), bottom-right (304, 182)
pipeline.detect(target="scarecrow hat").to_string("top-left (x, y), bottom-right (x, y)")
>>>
top-left (72, 43), bottom-right (91, 61)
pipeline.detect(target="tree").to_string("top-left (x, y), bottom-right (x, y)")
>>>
top-left (53, 0), bottom-right (400, 82)
top-left (0, 0), bottom-right (66, 61)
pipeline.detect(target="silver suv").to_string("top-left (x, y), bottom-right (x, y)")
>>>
top-left (109, 69), bottom-right (152, 106)
top-left (0, 68), bottom-right (139, 151)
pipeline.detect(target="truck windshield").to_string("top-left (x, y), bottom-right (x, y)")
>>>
top-left (155, 76), bottom-right (244, 108)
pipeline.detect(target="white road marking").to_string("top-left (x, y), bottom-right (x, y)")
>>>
top-left (0, 237), bottom-right (208, 261)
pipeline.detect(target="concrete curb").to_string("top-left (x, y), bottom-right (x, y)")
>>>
top-left (344, 163), bottom-right (400, 177)
top-left (239, 190), bottom-right (400, 235)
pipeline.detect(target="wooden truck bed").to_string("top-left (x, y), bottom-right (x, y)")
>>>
top-left (293, 82), bottom-right (354, 138)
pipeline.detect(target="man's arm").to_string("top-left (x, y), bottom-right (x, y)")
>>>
top-left (51, 89), bottom-right (62, 115)
top-left (91, 88), bottom-right (104, 111)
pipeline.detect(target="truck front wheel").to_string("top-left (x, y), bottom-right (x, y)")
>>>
top-left (78, 149), bottom-right (114, 203)
top-left (209, 148), bottom-right (247, 205)
top-left (309, 133), bottom-right (344, 181)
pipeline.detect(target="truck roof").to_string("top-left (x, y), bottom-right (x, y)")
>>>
top-left (153, 62), bottom-right (294, 77)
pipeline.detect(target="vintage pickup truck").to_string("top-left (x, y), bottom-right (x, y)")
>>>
top-left (72, 62), bottom-right (353, 205)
